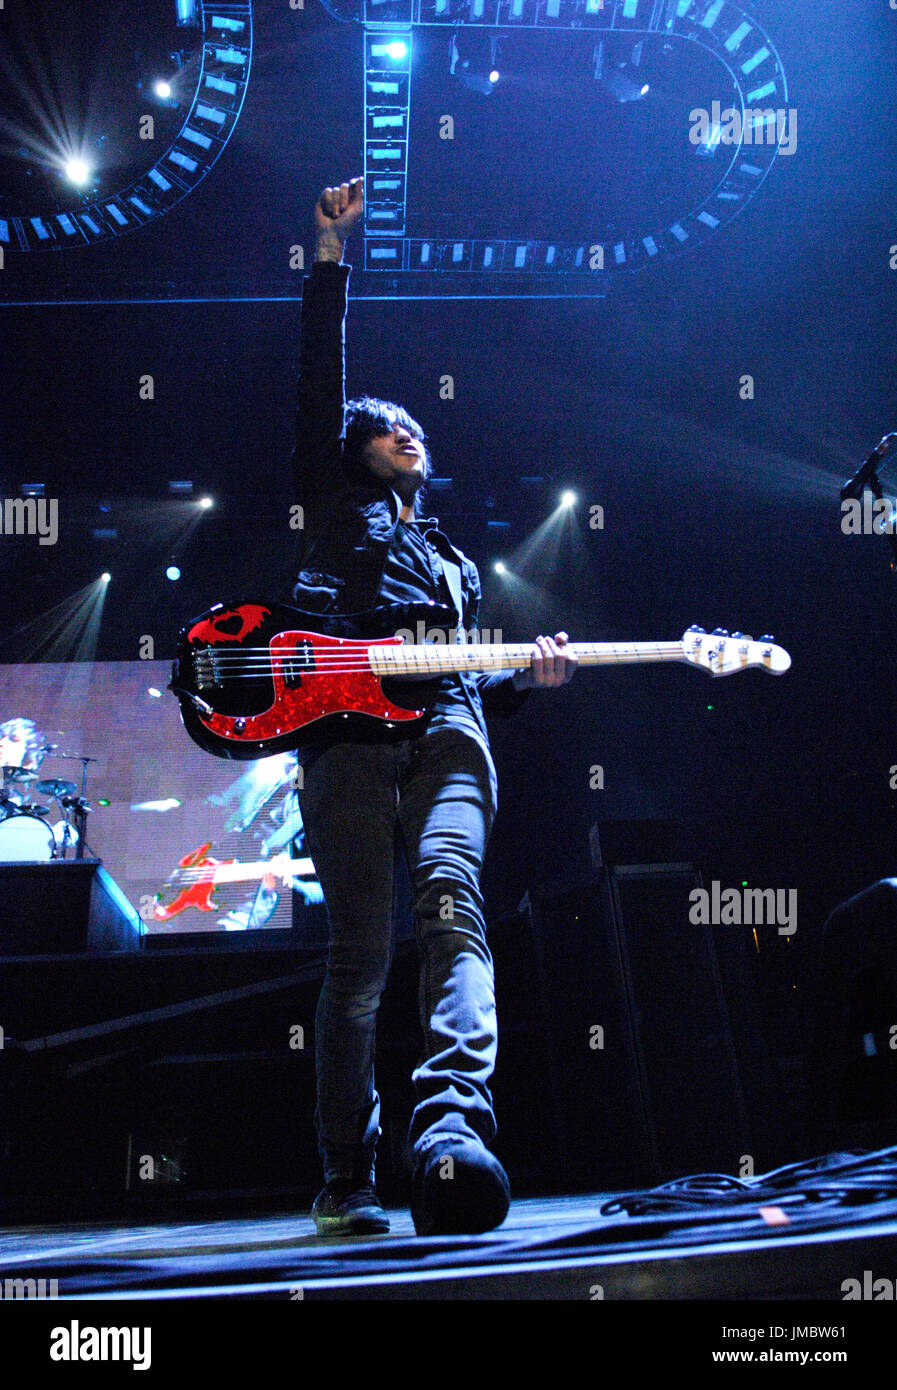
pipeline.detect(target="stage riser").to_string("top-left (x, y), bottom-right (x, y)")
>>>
top-left (0, 875), bottom-right (813, 1214)
top-left (0, 861), bottom-right (141, 952)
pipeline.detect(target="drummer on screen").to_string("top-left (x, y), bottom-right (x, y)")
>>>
top-left (0, 718), bottom-right (45, 771)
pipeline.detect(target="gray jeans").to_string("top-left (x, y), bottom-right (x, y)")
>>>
top-left (298, 727), bottom-right (499, 1184)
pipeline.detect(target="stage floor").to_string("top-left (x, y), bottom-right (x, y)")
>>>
top-left (4, 1187), bottom-right (897, 1300)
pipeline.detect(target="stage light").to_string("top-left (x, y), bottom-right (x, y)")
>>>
top-left (493, 561), bottom-right (507, 575)
top-left (154, 80), bottom-right (172, 100)
top-left (387, 41), bottom-right (407, 60)
top-left (168, 480), bottom-right (194, 496)
top-left (20, 482), bottom-right (45, 497)
top-left (100, 572), bottom-right (111, 583)
top-left (456, 69), bottom-right (495, 95)
top-left (65, 158), bottom-right (91, 187)
top-left (595, 41), bottom-right (649, 104)
top-left (147, 688), bottom-right (162, 698)
top-left (600, 69), bottom-right (647, 102)
top-left (561, 490), bottom-right (577, 507)
top-left (198, 496), bottom-right (213, 509)
top-left (450, 33), bottom-right (502, 96)
top-left (166, 566), bottom-right (181, 581)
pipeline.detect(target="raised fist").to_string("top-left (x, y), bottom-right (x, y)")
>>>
top-left (314, 178), bottom-right (364, 239)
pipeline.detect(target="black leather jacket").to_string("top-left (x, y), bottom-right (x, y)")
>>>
top-left (288, 258), bottom-right (527, 720)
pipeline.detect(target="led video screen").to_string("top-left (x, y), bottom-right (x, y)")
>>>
top-left (0, 660), bottom-right (323, 936)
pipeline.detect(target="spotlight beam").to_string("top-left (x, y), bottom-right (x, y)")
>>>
top-left (0, 580), bottom-right (107, 662)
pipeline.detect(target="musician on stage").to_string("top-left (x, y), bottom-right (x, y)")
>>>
top-left (206, 753), bottom-right (324, 930)
top-left (0, 717), bottom-right (45, 771)
top-left (293, 177), bottom-right (577, 1236)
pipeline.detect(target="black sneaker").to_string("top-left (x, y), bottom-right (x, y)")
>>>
top-left (411, 1136), bottom-right (510, 1236)
top-left (311, 1180), bottom-right (391, 1236)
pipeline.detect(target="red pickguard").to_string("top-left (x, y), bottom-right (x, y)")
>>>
top-left (201, 630), bottom-right (423, 745)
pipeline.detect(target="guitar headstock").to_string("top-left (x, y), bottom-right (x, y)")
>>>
top-left (680, 626), bottom-right (791, 677)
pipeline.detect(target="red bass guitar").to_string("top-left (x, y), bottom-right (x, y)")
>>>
top-left (169, 598), bottom-right (791, 761)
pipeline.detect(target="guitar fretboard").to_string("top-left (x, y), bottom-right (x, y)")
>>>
top-left (367, 641), bottom-right (685, 677)
top-left (176, 856), bottom-right (315, 885)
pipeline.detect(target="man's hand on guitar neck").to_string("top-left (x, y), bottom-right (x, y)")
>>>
top-left (314, 177), bottom-right (364, 263)
top-left (512, 632), bottom-right (578, 690)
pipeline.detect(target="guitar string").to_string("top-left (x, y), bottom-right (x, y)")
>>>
top-left (195, 654), bottom-right (685, 666)
top-left (191, 658), bottom-right (690, 680)
top-left (187, 644), bottom-right (744, 688)
top-left (163, 858), bottom-right (315, 879)
top-left (192, 645), bottom-right (688, 671)
top-left (192, 658), bottom-right (712, 682)
top-left (165, 871), bottom-right (313, 883)
top-left (192, 644), bottom-right (686, 657)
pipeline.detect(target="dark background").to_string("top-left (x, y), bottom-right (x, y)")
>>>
top-left (0, 0), bottom-right (895, 953)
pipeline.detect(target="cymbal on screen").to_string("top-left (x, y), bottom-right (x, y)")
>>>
top-left (35, 778), bottom-right (78, 797)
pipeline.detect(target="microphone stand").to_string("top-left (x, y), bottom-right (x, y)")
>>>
top-left (841, 433), bottom-right (897, 570)
top-left (54, 752), bottom-right (98, 861)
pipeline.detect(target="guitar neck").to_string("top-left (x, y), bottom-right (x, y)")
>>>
top-left (180, 857), bottom-right (316, 887)
top-left (369, 640), bottom-right (685, 678)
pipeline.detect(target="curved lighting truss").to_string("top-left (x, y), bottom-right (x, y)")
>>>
top-left (0, 4), bottom-right (253, 254)
top-left (347, 0), bottom-right (788, 289)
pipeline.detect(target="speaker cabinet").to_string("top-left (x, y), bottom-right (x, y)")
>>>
top-left (0, 860), bottom-right (142, 953)
top-left (605, 864), bottom-right (751, 1178)
top-left (811, 877), bottom-right (897, 1150)
top-left (522, 866), bottom-right (751, 1187)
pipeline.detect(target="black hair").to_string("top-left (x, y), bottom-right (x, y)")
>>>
top-left (343, 396), bottom-right (433, 513)
top-left (0, 717), bottom-right (44, 767)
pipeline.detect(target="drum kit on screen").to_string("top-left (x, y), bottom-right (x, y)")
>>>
top-left (0, 746), bottom-right (94, 863)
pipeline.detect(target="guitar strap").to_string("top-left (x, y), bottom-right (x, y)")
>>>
top-left (438, 552), bottom-right (466, 642)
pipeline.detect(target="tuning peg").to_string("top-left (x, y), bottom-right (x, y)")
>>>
top-left (686, 624), bottom-right (706, 635)
top-left (711, 628), bottom-right (729, 637)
